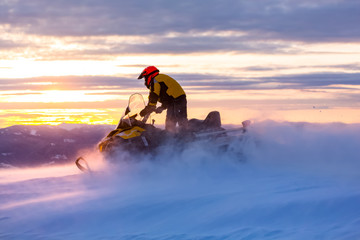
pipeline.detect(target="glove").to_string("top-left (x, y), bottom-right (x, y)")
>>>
top-left (155, 106), bottom-right (166, 114)
top-left (140, 105), bottom-right (155, 117)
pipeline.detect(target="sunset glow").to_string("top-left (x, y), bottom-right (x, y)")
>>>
top-left (1, 0), bottom-right (360, 128)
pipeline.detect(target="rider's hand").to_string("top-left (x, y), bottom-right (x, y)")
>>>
top-left (139, 108), bottom-right (148, 117)
top-left (140, 105), bottom-right (155, 117)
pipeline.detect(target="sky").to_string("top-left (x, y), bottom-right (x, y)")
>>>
top-left (1, 0), bottom-right (360, 127)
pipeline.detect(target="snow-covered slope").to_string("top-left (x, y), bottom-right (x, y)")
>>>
top-left (1, 121), bottom-right (360, 240)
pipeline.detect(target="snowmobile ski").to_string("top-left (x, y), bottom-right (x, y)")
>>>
top-left (75, 157), bottom-right (92, 173)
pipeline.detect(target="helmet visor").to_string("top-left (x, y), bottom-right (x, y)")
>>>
top-left (138, 70), bottom-right (146, 79)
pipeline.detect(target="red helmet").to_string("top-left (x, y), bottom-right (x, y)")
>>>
top-left (138, 66), bottom-right (159, 86)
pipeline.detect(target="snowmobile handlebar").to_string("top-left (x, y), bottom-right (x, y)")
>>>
top-left (142, 113), bottom-right (151, 123)
top-left (142, 108), bottom-right (164, 124)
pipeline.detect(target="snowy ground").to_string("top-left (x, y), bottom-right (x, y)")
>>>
top-left (1, 121), bottom-right (360, 240)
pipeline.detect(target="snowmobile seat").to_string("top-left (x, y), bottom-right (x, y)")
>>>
top-left (188, 111), bottom-right (223, 132)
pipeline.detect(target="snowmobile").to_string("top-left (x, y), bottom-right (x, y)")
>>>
top-left (76, 93), bottom-right (250, 172)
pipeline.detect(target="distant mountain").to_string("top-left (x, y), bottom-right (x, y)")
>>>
top-left (0, 124), bottom-right (114, 168)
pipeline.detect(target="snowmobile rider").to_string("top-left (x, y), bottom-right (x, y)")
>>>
top-left (138, 66), bottom-right (188, 133)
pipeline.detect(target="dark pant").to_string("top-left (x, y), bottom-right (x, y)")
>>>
top-left (166, 95), bottom-right (188, 133)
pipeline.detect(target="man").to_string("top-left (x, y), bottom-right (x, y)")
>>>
top-left (138, 66), bottom-right (188, 133)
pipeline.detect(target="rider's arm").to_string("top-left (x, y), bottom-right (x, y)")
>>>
top-left (148, 81), bottom-right (161, 106)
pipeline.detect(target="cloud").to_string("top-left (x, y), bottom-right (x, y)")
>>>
top-left (0, 76), bottom-right (136, 91)
top-left (173, 72), bottom-right (360, 91)
top-left (264, 72), bottom-right (360, 89)
top-left (117, 34), bottom-right (294, 54)
top-left (0, 39), bottom-right (23, 49)
top-left (0, 31), bottom-right (299, 61)
top-left (1, 72), bottom-right (359, 93)
top-left (2, 0), bottom-right (360, 59)
top-left (0, 99), bottom-right (127, 110)
top-left (1, 0), bottom-right (359, 43)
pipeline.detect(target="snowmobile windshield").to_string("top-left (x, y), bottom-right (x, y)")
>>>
top-left (118, 93), bottom-right (149, 128)
top-left (128, 93), bottom-right (146, 114)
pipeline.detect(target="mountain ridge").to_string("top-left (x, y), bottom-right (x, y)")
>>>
top-left (0, 124), bottom-right (114, 168)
